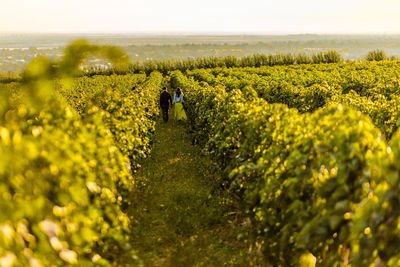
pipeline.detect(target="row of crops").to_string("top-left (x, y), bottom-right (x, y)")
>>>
top-left (170, 60), bottom-right (400, 266)
top-left (185, 61), bottom-right (400, 139)
top-left (0, 43), bottom-right (163, 265)
top-left (2, 39), bottom-right (400, 266)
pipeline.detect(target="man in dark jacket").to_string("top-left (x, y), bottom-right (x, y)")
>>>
top-left (160, 87), bottom-right (172, 122)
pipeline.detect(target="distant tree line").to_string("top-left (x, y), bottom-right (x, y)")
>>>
top-left (0, 49), bottom-right (397, 82)
top-left (85, 50), bottom-right (343, 75)
top-left (83, 49), bottom-right (396, 76)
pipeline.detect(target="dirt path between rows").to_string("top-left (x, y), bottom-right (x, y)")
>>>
top-left (124, 113), bottom-right (264, 266)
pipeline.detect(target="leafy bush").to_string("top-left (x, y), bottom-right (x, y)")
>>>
top-left (312, 50), bottom-right (343, 63)
top-left (366, 49), bottom-right (387, 61)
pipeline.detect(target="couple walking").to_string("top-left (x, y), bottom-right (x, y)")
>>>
top-left (160, 87), bottom-right (187, 122)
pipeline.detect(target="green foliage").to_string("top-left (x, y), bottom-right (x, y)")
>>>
top-left (349, 131), bottom-right (400, 266)
top-left (61, 39), bottom-right (131, 76)
top-left (312, 50), bottom-right (343, 64)
top-left (0, 97), bottom-right (133, 266)
top-left (366, 49), bottom-right (387, 61)
top-left (172, 61), bottom-right (400, 265)
top-left (57, 72), bottom-right (162, 169)
top-left (185, 60), bottom-right (400, 139)
top-left (0, 72), bottom-right (21, 84)
top-left (125, 51), bottom-right (344, 75)
top-left (233, 104), bottom-right (385, 265)
top-left (0, 41), bottom-right (161, 265)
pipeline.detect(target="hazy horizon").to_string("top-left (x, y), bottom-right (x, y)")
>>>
top-left (2, 31), bottom-right (400, 35)
top-left (1, 0), bottom-right (400, 34)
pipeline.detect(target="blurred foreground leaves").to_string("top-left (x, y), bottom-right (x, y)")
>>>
top-left (0, 40), bottom-right (161, 266)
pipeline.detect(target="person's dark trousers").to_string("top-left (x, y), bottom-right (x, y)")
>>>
top-left (161, 106), bottom-right (169, 122)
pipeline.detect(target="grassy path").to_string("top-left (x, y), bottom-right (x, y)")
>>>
top-left (126, 113), bottom-right (264, 266)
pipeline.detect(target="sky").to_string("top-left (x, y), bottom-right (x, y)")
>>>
top-left (1, 0), bottom-right (400, 34)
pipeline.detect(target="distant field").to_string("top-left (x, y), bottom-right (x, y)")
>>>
top-left (1, 33), bottom-right (400, 73)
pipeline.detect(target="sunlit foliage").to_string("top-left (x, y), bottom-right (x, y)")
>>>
top-left (0, 41), bottom-right (161, 266)
top-left (171, 64), bottom-right (400, 265)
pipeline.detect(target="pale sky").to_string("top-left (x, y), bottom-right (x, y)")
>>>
top-left (1, 0), bottom-right (400, 34)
